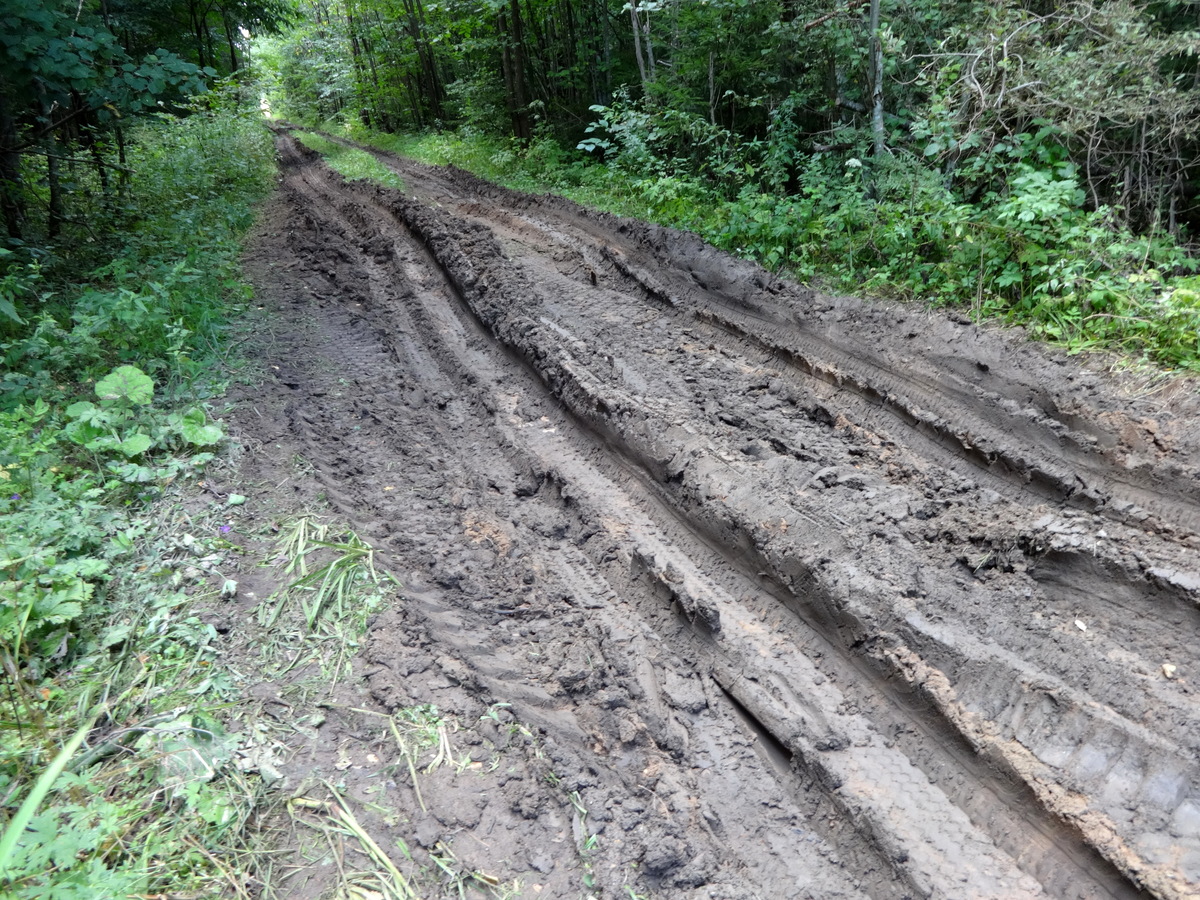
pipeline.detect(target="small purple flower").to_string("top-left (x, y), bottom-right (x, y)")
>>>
top-left (220, 524), bottom-right (232, 534)
top-left (9, 494), bottom-right (19, 501)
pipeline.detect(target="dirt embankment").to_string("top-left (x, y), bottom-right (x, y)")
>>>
top-left (231, 131), bottom-right (1200, 900)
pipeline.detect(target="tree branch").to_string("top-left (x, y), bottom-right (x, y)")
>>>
top-left (801, 0), bottom-right (868, 32)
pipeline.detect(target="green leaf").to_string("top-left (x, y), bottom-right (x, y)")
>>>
top-left (107, 461), bottom-right (160, 483)
top-left (33, 583), bottom-right (85, 626)
top-left (178, 408), bottom-right (223, 446)
top-left (118, 432), bottom-right (153, 457)
top-left (0, 296), bottom-right (22, 325)
top-left (95, 365), bottom-right (154, 406)
top-left (0, 713), bottom-right (100, 880)
top-left (64, 420), bottom-right (106, 447)
top-left (83, 434), bottom-right (120, 453)
top-left (65, 400), bottom-right (97, 419)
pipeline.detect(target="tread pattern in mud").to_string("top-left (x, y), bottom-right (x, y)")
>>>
top-left (237, 132), bottom-right (1200, 900)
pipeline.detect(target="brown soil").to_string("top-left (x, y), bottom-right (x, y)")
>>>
top-left (223, 130), bottom-right (1200, 900)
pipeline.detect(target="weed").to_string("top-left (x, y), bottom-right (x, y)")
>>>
top-left (379, 704), bottom-right (461, 813)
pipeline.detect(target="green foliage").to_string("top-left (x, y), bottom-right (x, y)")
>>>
top-left (0, 714), bottom-right (98, 885)
top-left (917, 0), bottom-right (1200, 230)
top-left (1, 362), bottom-right (223, 690)
top-left (0, 103), bottom-right (273, 402)
top-left (63, 365), bottom-right (224, 484)
top-left (581, 90), bottom-right (750, 194)
top-left (255, 25), bottom-right (357, 124)
top-left (0, 249), bottom-right (34, 328)
top-left (0, 0), bottom-right (210, 121)
top-left (0, 0), bottom-right (227, 247)
top-left (0, 104), bottom-right (273, 900)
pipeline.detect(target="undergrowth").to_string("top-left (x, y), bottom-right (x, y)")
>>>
top-left (0, 99), bottom-right (277, 898)
top-left (335, 120), bottom-right (1200, 373)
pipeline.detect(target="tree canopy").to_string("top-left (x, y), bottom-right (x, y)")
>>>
top-left (0, 0), bottom-right (290, 245)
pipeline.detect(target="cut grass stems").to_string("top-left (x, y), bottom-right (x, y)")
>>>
top-left (261, 516), bottom-right (395, 632)
top-left (289, 782), bottom-right (419, 900)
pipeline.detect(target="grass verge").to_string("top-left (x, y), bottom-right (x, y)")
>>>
top-left (294, 131), bottom-right (405, 191)
top-left (0, 102), bottom-right (281, 898)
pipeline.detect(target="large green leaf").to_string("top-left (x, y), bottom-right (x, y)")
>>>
top-left (178, 408), bottom-right (223, 446)
top-left (63, 419), bottom-right (106, 447)
top-left (117, 432), bottom-right (153, 457)
top-left (95, 366), bottom-right (154, 406)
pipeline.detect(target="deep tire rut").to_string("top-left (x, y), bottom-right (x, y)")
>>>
top-left (238, 132), bottom-right (1200, 900)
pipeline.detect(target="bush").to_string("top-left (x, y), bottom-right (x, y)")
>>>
top-left (0, 102), bottom-right (273, 404)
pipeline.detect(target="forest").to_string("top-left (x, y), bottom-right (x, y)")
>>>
top-left (3, 0), bottom-right (1200, 366)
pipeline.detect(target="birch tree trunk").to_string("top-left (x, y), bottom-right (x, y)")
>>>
top-left (629, 0), bottom-right (649, 91)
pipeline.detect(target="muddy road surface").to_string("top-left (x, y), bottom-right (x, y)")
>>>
top-left (235, 131), bottom-right (1200, 899)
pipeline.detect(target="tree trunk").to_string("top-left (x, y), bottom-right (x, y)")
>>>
top-left (869, 0), bottom-right (885, 158)
top-left (0, 95), bottom-right (24, 241)
top-left (190, 0), bottom-right (209, 70)
top-left (629, 0), bottom-right (649, 91)
top-left (115, 121), bottom-right (128, 194)
top-left (708, 50), bottom-right (716, 125)
top-left (221, 9), bottom-right (239, 72)
top-left (507, 0), bottom-right (531, 140)
top-left (642, 4), bottom-right (656, 84)
top-left (34, 86), bottom-right (63, 239)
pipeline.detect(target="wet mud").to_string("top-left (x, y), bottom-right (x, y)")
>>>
top-left (235, 131), bottom-right (1200, 899)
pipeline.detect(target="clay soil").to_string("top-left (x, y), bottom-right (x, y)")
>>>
top-left (222, 130), bottom-right (1200, 900)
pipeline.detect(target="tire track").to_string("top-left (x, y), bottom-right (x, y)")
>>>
top-left (248, 131), bottom-right (1200, 899)
top-left (357, 142), bottom-right (1200, 540)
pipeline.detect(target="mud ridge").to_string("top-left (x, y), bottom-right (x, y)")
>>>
top-left (239, 131), bottom-right (1200, 899)
top-left (367, 170), bottom-right (1176, 899)
top-left (396, 149), bottom-right (1200, 538)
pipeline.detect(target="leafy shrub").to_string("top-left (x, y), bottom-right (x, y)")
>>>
top-left (1, 364), bottom-right (222, 686)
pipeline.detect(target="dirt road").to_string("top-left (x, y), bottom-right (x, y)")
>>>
top-left (234, 131), bottom-right (1200, 899)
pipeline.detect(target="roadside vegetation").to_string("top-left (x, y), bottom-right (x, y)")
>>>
top-left (0, 0), bottom-right (294, 891)
top-left (257, 0), bottom-right (1200, 372)
top-left (0, 98), bottom-right (278, 896)
top-left (294, 131), bottom-right (406, 190)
